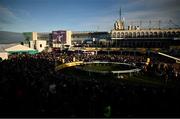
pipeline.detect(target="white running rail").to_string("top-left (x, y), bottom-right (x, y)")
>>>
top-left (158, 52), bottom-right (180, 63)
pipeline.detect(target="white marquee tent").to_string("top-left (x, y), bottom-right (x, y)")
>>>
top-left (0, 44), bottom-right (38, 60)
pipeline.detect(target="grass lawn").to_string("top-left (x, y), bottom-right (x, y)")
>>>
top-left (80, 63), bottom-right (134, 71)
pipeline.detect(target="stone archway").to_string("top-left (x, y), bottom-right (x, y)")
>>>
top-left (133, 32), bottom-right (136, 38)
top-left (129, 32), bottom-right (132, 38)
top-left (121, 32), bottom-right (124, 38)
top-left (117, 32), bottom-right (120, 38)
top-left (113, 32), bottom-right (116, 38)
top-left (159, 32), bottom-right (163, 37)
top-left (125, 32), bottom-right (128, 38)
top-left (141, 32), bottom-right (144, 38)
top-left (154, 32), bottom-right (158, 37)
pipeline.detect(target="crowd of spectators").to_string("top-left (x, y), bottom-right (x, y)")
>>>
top-left (0, 50), bottom-right (180, 117)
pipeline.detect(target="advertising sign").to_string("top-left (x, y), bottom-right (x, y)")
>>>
top-left (52, 30), bottom-right (66, 44)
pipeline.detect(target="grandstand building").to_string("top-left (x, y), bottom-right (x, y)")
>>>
top-left (111, 12), bottom-right (180, 48)
top-left (71, 31), bottom-right (110, 46)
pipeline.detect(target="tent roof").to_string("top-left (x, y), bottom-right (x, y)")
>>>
top-left (0, 43), bottom-right (17, 52)
top-left (5, 44), bottom-right (36, 52)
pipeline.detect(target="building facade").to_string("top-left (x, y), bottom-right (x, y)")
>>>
top-left (71, 31), bottom-right (91, 45)
top-left (71, 31), bottom-right (110, 46)
top-left (111, 19), bottom-right (180, 48)
top-left (23, 32), bottom-right (49, 52)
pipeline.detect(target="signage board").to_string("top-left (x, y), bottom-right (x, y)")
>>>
top-left (52, 30), bottom-right (66, 44)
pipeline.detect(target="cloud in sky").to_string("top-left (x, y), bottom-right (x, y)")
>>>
top-left (82, 1), bottom-right (178, 30)
top-left (124, 0), bottom-right (180, 19)
top-left (70, 0), bottom-right (180, 31)
top-left (0, 3), bottom-right (33, 32)
top-left (0, 4), bottom-right (27, 31)
top-left (122, 0), bottom-right (180, 29)
top-left (0, 0), bottom-right (179, 32)
top-left (0, 5), bottom-right (17, 24)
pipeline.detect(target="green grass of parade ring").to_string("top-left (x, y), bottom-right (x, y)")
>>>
top-left (77, 62), bottom-right (135, 72)
top-left (59, 62), bottom-right (178, 88)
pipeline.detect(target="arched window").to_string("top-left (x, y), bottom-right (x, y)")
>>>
top-left (163, 32), bottom-right (167, 37)
top-left (141, 32), bottom-right (144, 38)
top-left (129, 32), bottom-right (132, 38)
top-left (145, 32), bottom-right (149, 37)
top-left (117, 32), bottom-right (120, 38)
top-left (125, 32), bottom-right (128, 38)
top-left (167, 31), bottom-right (171, 37)
top-left (149, 32), bottom-right (153, 37)
top-left (176, 31), bottom-right (180, 37)
top-left (159, 32), bottom-right (163, 37)
top-left (113, 32), bottom-right (116, 38)
top-left (154, 32), bottom-right (158, 37)
top-left (133, 32), bottom-right (136, 38)
top-left (121, 32), bottom-right (124, 38)
top-left (137, 32), bottom-right (140, 38)
top-left (172, 31), bottom-right (176, 37)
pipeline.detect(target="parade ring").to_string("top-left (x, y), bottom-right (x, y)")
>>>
top-left (56, 61), bottom-right (141, 78)
top-left (75, 61), bottom-right (141, 78)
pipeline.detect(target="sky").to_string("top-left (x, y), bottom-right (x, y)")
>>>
top-left (0, 0), bottom-right (180, 32)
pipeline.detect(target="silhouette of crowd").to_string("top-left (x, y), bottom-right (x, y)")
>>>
top-left (0, 51), bottom-right (180, 117)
